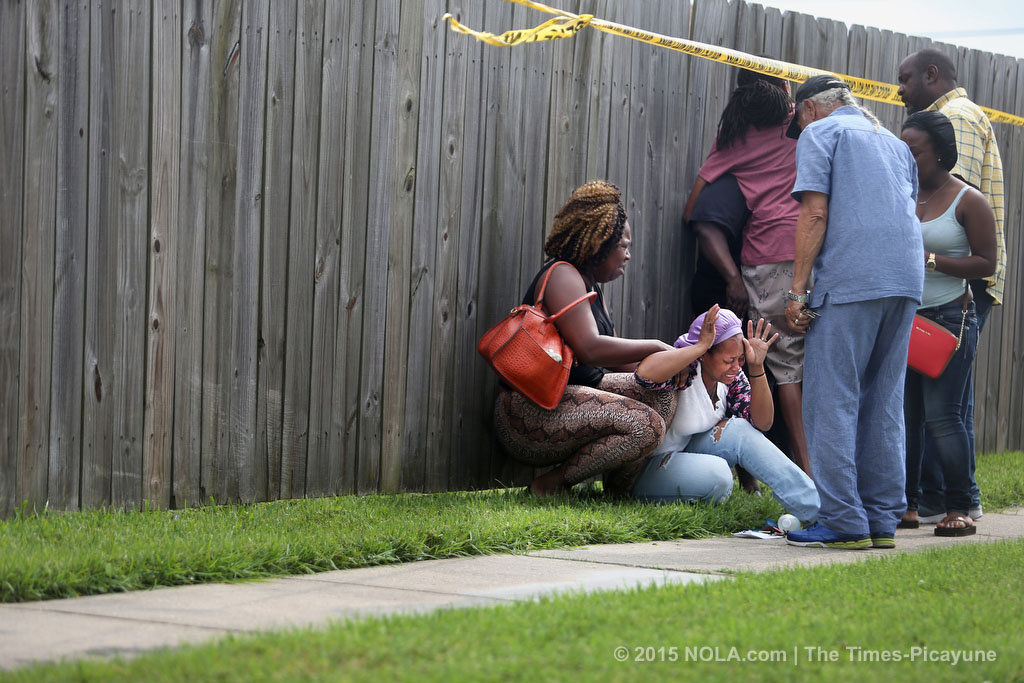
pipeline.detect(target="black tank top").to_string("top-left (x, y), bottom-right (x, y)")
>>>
top-left (523, 261), bottom-right (614, 388)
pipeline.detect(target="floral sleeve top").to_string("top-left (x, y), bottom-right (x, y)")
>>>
top-left (635, 362), bottom-right (752, 420)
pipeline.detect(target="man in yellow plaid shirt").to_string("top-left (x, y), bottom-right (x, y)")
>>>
top-left (896, 47), bottom-right (1005, 522)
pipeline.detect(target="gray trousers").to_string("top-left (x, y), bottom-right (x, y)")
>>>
top-left (802, 295), bottom-right (917, 536)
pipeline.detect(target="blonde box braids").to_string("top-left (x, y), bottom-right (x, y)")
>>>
top-left (544, 180), bottom-right (626, 272)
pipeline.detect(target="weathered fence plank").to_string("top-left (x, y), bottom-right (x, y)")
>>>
top-left (655, 0), bottom-right (692, 341)
top-left (49, 0), bottom-right (89, 510)
top-left (308, 1), bottom-right (352, 499)
top-left (300, 1), bottom-right (342, 500)
top-left (380, 0), bottom-right (426, 493)
top-left (333, 0), bottom-right (378, 495)
top-left (400, 0), bottom-right (447, 492)
top-left (583, 0), bottom-right (612, 188)
top-left (257, 0), bottom-right (297, 501)
top-left (448, 0), bottom-right (489, 490)
top-left (174, 0), bottom-right (215, 508)
top-left (285, 0), bottom-right (325, 499)
top-left (304, 2), bottom-right (346, 500)
top-left (19, 0), bottom-right (59, 510)
top-left (426, 2), bottom-right (473, 492)
top-left (200, 0), bottom-right (242, 501)
top-left (143, 1), bottom-right (182, 509)
top-left (82, 0), bottom-right (150, 509)
top-left (0, 0), bottom-right (26, 516)
top-left (1004, 59), bottom-right (1024, 451)
top-left (596, 0), bottom-right (634, 329)
top-left (224, 0), bottom-right (269, 503)
top-left (967, 48), bottom-right (1008, 456)
top-left (992, 55), bottom-right (1021, 453)
top-left (357, 0), bottom-right (401, 494)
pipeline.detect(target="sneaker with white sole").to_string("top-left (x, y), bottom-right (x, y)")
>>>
top-left (786, 523), bottom-right (871, 550)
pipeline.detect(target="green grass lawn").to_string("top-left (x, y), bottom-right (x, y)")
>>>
top-left (1, 451), bottom-right (1022, 604)
top-left (11, 538), bottom-right (1024, 682)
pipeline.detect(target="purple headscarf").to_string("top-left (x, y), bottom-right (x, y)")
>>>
top-left (674, 308), bottom-right (743, 348)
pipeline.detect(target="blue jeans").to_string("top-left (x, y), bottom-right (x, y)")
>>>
top-left (802, 296), bottom-right (917, 538)
top-left (919, 287), bottom-right (989, 514)
top-left (905, 300), bottom-right (979, 514)
top-left (631, 417), bottom-right (820, 521)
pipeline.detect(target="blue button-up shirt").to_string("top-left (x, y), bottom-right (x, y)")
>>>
top-left (793, 105), bottom-right (923, 307)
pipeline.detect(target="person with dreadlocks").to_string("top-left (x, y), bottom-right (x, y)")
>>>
top-left (682, 67), bottom-right (811, 478)
top-left (493, 180), bottom-right (677, 497)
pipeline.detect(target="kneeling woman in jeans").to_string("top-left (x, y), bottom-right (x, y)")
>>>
top-left (631, 306), bottom-right (819, 522)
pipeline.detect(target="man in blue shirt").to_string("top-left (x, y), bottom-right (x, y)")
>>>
top-left (782, 75), bottom-right (923, 550)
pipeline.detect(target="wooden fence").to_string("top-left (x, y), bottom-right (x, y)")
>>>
top-left (1, 0), bottom-right (1021, 514)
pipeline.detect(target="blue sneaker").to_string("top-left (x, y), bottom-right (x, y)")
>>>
top-left (786, 523), bottom-right (871, 550)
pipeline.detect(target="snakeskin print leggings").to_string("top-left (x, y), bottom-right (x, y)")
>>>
top-left (493, 373), bottom-right (677, 494)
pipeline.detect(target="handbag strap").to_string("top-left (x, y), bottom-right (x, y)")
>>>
top-left (534, 261), bottom-right (598, 322)
top-left (954, 282), bottom-right (969, 351)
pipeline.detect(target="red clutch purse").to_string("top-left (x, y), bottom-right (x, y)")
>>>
top-left (477, 262), bottom-right (596, 409)
top-left (907, 313), bottom-right (962, 379)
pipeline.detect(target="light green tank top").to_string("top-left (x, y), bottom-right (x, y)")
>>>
top-left (921, 186), bottom-right (970, 309)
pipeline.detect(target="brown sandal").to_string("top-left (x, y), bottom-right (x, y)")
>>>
top-left (898, 510), bottom-right (919, 529)
top-left (934, 513), bottom-right (976, 537)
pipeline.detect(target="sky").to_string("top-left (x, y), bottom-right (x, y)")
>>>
top-left (756, 0), bottom-right (1024, 60)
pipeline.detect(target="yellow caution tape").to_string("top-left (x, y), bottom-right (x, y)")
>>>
top-left (442, 0), bottom-right (1024, 128)
top-left (441, 11), bottom-right (593, 46)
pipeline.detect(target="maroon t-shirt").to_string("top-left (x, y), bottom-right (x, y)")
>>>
top-left (698, 113), bottom-right (800, 266)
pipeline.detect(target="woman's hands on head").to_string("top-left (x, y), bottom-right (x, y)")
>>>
top-left (696, 304), bottom-right (720, 352)
top-left (634, 305), bottom-right (723, 386)
top-left (742, 318), bottom-right (779, 371)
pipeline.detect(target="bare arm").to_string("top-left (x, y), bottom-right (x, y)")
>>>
top-left (937, 186), bottom-right (997, 279)
top-left (693, 221), bottom-right (748, 316)
top-left (636, 305), bottom-right (719, 383)
top-left (742, 319), bottom-right (778, 431)
top-left (543, 264), bottom-right (671, 366)
top-left (786, 191), bottom-right (829, 334)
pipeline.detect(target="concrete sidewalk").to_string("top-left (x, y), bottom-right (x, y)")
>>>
top-left (2, 509), bottom-right (1021, 671)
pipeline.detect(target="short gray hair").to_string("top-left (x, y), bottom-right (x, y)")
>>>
top-left (805, 87), bottom-right (882, 131)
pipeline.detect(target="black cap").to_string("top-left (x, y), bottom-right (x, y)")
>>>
top-left (785, 75), bottom-right (852, 139)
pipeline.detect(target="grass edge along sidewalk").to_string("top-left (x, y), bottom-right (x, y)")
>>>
top-left (11, 538), bottom-right (1024, 682)
top-left (2, 451), bottom-right (1023, 604)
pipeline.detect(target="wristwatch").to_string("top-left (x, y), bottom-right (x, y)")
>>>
top-left (925, 252), bottom-right (936, 273)
top-left (785, 290), bottom-right (809, 304)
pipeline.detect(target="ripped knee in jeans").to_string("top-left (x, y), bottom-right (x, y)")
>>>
top-left (712, 418), bottom-right (730, 443)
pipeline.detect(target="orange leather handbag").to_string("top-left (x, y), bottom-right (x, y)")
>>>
top-left (477, 262), bottom-right (596, 409)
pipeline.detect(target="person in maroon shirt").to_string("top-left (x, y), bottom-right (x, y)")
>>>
top-left (683, 67), bottom-right (810, 477)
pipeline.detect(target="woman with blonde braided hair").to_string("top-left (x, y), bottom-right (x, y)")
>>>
top-left (494, 180), bottom-right (675, 497)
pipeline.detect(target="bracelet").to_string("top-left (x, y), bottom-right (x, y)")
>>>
top-left (747, 371), bottom-right (766, 378)
top-left (785, 290), bottom-right (809, 303)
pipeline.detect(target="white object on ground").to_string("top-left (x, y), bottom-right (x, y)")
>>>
top-left (778, 514), bottom-right (800, 532)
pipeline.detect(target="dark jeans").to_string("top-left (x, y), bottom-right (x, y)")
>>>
top-left (905, 299), bottom-right (979, 514)
top-left (917, 283), bottom-right (991, 514)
